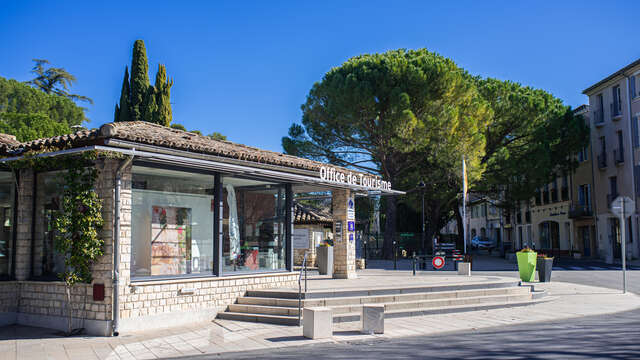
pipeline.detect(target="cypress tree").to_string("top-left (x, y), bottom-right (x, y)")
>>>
top-left (153, 64), bottom-right (173, 126)
top-left (114, 66), bottom-right (131, 122)
top-left (129, 40), bottom-right (150, 122)
top-left (141, 85), bottom-right (157, 123)
top-left (113, 40), bottom-right (174, 126)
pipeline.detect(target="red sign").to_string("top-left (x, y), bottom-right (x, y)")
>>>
top-left (432, 256), bottom-right (445, 270)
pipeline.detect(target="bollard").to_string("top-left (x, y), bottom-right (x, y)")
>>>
top-left (412, 252), bottom-right (416, 276)
top-left (393, 241), bottom-right (397, 270)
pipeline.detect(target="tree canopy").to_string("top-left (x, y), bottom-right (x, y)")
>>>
top-left (26, 59), bottom-right (93, 105)
top-left (282, 49), bottom-right (490, 256)
top-left (475, 78), bottom-right (589, 206)
top-left (283, 48), bottom-right (589, 255)
top-left (0, 76), bottom-right (84, 141)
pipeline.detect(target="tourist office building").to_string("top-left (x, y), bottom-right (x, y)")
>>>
top-left (0, 121), bottom-right (401, 336)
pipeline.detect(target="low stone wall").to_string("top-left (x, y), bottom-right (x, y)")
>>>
top-left (119, 272), bottom-right (297, 332)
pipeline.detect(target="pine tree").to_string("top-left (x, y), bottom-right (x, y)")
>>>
top-left (114, 66), bottom-right (131, 122)
top-left (153, 64), bottom-right (173, 126)
top-left (129, 40), bottom-right (150, 122)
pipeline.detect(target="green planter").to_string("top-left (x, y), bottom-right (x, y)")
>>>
top-left (516, 251), bottom-right (537, 282)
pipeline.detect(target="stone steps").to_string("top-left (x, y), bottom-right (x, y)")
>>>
top-left (228, 292), bottom-right (533, 317)
top-left (217, 280), bottom-right (545, 326)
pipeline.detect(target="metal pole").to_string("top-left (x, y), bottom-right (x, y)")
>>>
top-left (621, 197), bottom-right (627, 294)
top-left (422, 191), bottom-right (425, 254)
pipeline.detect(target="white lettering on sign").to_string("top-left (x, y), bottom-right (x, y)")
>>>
top-left (319, 166), bottom-right (392, 191)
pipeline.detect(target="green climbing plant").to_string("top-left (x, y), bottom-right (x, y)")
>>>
top-left (53, 156), bottom-right (104, 335)
top-left (10, 151), bottom-right (106, 335)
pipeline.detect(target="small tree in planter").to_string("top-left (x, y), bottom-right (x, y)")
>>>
top-left (53, 160), bottom-right (104, 336)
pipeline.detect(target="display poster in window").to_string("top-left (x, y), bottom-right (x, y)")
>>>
top-left (293, 228), bottom-right (310, 249)
top-left (151, 206), bottom-right (192, 275)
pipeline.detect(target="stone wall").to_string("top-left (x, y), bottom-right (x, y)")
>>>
top-left (0, 282), bottom-right (18, 313)
top-left (118, 272), bottom-right (297, 331)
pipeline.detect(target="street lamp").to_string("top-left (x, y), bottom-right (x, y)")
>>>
top-left (418, 181), bottom-right (426, 254)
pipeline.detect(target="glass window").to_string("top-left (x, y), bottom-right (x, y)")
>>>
top-left (0, 172), bottom-right (15, 277)
top-left (222, 176), bottom-right (287, 274)
top-left (34, 171), bottom-right (66, 279)
top-left (131, 166), bottom-right (215, 278)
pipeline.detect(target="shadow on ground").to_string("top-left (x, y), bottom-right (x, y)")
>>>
top-left (181, 308), bottom-right (640, 359)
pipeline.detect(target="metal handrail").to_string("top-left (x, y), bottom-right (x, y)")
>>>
top-left (297, 252), bottom-right (308, 325)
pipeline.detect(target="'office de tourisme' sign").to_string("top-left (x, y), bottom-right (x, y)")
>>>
top-left (319, 166), bottom-right (392, 191)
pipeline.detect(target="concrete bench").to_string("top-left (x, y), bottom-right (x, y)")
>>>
top-left (361, 304), bottom-right (384, 334)
top-left (457, 262), bottom-right (471, 276)
top-left (303, 307), bottom-right (332, 339)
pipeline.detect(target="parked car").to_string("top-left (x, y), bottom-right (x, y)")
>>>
top-left (471, 236), bottom-right (494, 250)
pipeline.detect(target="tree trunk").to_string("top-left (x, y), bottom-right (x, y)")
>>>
top-left (383, 195), bottom-right (397, 259)
top-left (66, 285), bottom-right (72, 335)
top-left (455, 204), bottom-right (465, 251)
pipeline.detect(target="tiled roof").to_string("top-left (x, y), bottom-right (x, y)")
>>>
top-left (294, 202), bottom-right (333, 225)
top-left (0, 121), bottom-right (370, 176)
top-left (0, 134), bottom-right (20, 147)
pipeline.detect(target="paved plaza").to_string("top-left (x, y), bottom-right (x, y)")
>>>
top-left (1, 265), bottom-right (639, 360)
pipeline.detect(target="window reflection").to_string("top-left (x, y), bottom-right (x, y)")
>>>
top-left (131, 166), bottom-right (215, 278)
top-left (222, 177), bottom-right (287, 273)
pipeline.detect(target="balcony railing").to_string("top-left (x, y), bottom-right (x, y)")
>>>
top-left (610, 102), bottom-right (622, 119)
top-left (597, 153), bottom-right (607, 169)
top-left (614, 148), bottom-right (624, 165)
top-left (568, 202), bottom-right (593, 219)
top-left (593, 110), bottom-right (604, 125)
top-left (607, 193), bottom-right (619, 209)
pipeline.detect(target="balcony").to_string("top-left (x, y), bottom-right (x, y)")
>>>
top-left (597, 153), bottom-right (607, 169)
top-left (569, 203), bottom-right (593, 219)
top-left (610, 103), bottom-right (622, 120)
top-left (593, 110), bottom-right (605, 126)
top-left (614, 148), bottom-right (624, 165)
top-left (607, 193), bottom-right (619, 209)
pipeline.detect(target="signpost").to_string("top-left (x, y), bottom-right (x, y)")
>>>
top-left (432, 256), bottom-right (445, 270)
top-left (610, 196), bottom-right (635, 294)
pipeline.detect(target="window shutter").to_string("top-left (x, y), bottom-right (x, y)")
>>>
top-left (631, 76), bottom-right (637, 98)
top-left (633, 116), bottom-right (639, 148)
top-left (636, 166), bottom-right (640, 194)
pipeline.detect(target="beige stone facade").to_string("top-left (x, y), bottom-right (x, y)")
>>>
top-left (583, 59), bottom-right (640, 261)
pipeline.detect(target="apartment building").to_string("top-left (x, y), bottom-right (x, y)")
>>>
top-left (569, 105), bottom-right (598, 258)
top-left (583, 59), bottom-right (640, 262)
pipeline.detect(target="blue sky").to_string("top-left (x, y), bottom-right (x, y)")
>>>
top-left (1, 1), bottom-right (638, 152)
